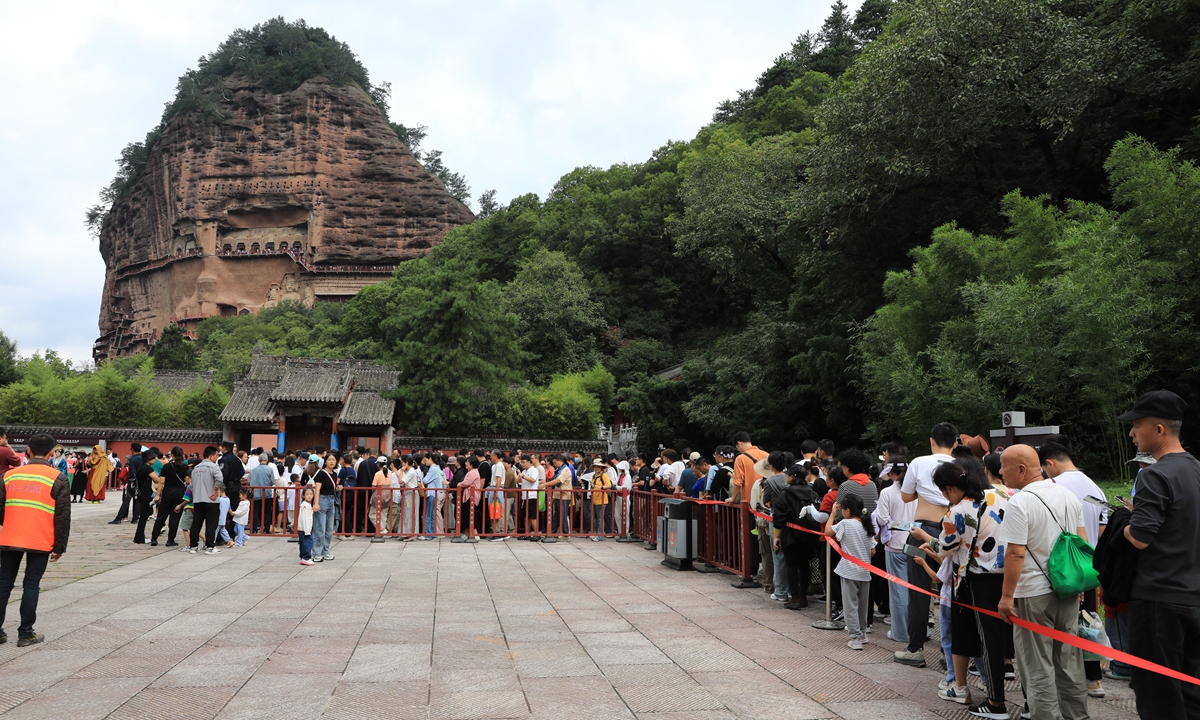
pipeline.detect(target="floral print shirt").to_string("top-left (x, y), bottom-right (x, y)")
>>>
top-left (931, 487), bottom-right (1009, 590)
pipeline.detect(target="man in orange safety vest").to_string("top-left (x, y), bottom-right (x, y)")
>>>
top-left (0, 432), bottom-right (71, 646)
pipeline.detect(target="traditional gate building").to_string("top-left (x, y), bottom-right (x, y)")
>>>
top-left (219, 354), bottom-right (398, 453)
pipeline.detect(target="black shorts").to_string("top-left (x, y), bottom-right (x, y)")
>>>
top-left (950, 572), bottom-right (1004, 657)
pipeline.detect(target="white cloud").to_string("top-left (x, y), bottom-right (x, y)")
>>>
top-left (0, 0), bottom-right (849, 365)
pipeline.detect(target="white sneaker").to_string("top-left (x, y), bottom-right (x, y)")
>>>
top-left (939, 685), bottom-right (971, 704)
top-left (188, 547), bottom-right (198, 554)
top-left (323, 554), bottom-right (334, 561)
top-left (205, 547), bottom-right (222, 555)
top-left (489, 537), bottom-right (504, 542)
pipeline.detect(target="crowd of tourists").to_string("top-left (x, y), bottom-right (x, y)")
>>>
top-left (713, 391), bottom-right (1198, 720)
top-left (0, 387), bottom-right (1195, 719)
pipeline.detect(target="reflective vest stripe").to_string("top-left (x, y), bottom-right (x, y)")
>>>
top-left (0, 464), bottom-right (58, 552)
top-left (4, 473), bottom-right (54, 488)
top-left (5, 499), bottom-right (54, 514)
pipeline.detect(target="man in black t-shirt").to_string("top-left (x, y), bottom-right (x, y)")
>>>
top-left (1119, 390), bottom-right (1200, 719)
top-left (131, 449), bottom-right (158, 545)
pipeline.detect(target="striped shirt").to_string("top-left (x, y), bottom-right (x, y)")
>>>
top-left (835, 475), bottom-right (879, 517)
top-left (833, 519), bottom-right (875, 582)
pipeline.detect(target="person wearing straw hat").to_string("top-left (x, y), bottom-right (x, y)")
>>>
top-left (752, 452), bottom-right (788, 600)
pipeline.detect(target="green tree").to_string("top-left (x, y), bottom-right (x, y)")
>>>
top-left (502, 250), bottom-right (607, 384)
top-left (859, 141), bottom-right (1184, 475)
top-left (0, 331), bottom-right (20, 386)
top-left (674, 131), bottom-right (813, 297)
top-left (171, 379), bottom-right (230, 429)
top-left (151, 325), bottom-right (199, 371)
top-left (362, 257), bottom-right (524, 434)
top-left (510, 374), bottom-right (603, 440)
top-left (810, 0), bottom-right (858, 77)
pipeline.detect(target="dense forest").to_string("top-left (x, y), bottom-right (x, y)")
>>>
top-left (5, 3), bottom-right (1200, 475)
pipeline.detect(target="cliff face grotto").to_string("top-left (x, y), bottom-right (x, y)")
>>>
top-left (94, 74), bottom-right (473, 361)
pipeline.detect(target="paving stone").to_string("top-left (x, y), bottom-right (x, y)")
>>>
top-left (342, 643), bottom-right (432, 681)
top-left (0, 509), bottom-right (1144, 720)
top-left (428, 688), bottom-right (528, 720)
top-left (109, 685), bottom-right (240, 720)
top-left (0, 676), bottom-right (153, 720)
top-left (322, 681), bottom-right (427, 720)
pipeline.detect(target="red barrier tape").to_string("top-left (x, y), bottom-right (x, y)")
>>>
top-left (739, 506), bottom-right (1200, 687)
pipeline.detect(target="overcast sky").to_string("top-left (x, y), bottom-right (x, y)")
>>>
top-left (0, 0), bottom-right (849, 366)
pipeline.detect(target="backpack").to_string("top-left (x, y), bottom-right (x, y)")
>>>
top-left (1026, 491), bottom-right (1100, 598)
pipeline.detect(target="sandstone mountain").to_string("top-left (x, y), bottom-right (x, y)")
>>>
top-left (94, 74), bottom-right (474, 361)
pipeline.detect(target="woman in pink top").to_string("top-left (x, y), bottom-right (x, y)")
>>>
top-left (458, 457), bottom-right (482, 539)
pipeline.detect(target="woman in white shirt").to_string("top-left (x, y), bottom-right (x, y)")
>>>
top-left (399, 457), bottom-right (422, 538)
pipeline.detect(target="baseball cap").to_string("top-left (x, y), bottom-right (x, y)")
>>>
top-left (592, 457), bottom-right (605, 466)
top-left (1117, 390), bottom-right (1187, 422)
top-left (783, 463), bottom-right (807, 476)
top-left (688, 451), bottom-right (701, 462)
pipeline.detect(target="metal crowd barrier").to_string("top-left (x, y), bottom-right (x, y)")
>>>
top-left (234, 486), bottom-right (757, 584)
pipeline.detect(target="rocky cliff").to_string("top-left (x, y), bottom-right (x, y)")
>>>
top-left (95, 74), bottom-right (474, 360)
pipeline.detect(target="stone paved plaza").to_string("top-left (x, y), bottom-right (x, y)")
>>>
top-left (0, 503), bottom-right (1140, 719)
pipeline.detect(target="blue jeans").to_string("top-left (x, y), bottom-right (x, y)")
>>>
top-left (298, 531), bottom-right (313, 560)
top-left (885, 550), bottom-right (910, 644)
top-left (0, 550), bottom-right (49, 637)
top-left (1105, 606), bottom-right (1130, 675)
top-left (313, 501), bottom-right (335, 557)
top-left (425, 495), bottom-right (437, 535)
top-left (773, 545), bottom-right (788, 597)
top-left (234, 523), bottom-right (246, 546)
top-left (591, 504), bottom-right (607, 536)
top-left (940, 601), bottom-right (954, 683)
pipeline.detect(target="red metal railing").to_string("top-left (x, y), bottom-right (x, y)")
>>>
top-left (230, 486), bottom-right (752, 581)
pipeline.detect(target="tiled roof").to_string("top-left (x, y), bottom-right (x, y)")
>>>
top-left (220, 380), bottom-right (277, 423)
top-left (270, 368), bottom-right (350, 403)
top-left (221, 353), bottom-right (400, 425)
top-left (338, 391), bottom-right (395, 426)
top-left (152, 370), bottom-right (215, 394)
top-left (3, 425), bottom-right (221, 444)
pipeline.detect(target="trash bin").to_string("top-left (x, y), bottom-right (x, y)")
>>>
top-left (658, 497), bottom-right (698, 570)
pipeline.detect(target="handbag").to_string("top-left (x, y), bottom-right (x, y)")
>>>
top-left (538, 490), bottom-right (546, 513)
top-left (489, 495), bottom-right (504, 520)
top-left (1026, 492), bottom-right (1100, 598)
top-left (1078, 609), bottom-right (1112, 661)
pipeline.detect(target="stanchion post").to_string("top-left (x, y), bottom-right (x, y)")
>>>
top-left (812, 540), bottom-right (844, 630)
